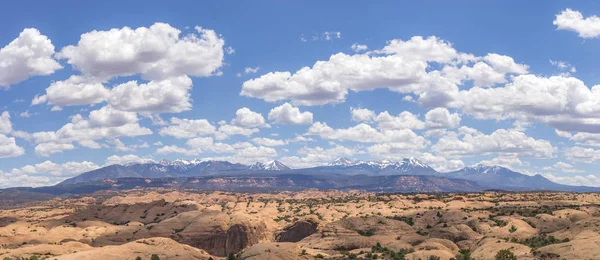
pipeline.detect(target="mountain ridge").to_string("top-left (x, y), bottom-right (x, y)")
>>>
top-left (56, 157), bottom-right (599, 192)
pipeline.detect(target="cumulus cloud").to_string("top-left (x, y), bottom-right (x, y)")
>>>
top-left (34, 76), bottom-right (109, 106)
top-left (350, 107), bottom-right (376, 122)
top-left (156, 137), bottom-right (277, 164)
top-left (551, 161), bottom-right (585, 173)
top-left (217, 124), bottom-right (259, 138)
top-left (105, 154), bottom-right (149, 166)
top-left (231, 107), bottom-right (268, 128)
top-left (568, 132), bottom-right (600, 146)
top-left (307, 122), bottom-right (427, 147)
top-left (565, 146), bottom-right (600, 163)
top-left (109, 76), bottom-right (193, 113)
top-left (159, 117), bottom-right (216, 139)
top-left (0, 160), bottom-right (99, 188)
top-left (0, 28), bottom-right (62, 88)
top-left (554, 8), bottom-right (600, 38)
top-left (0, 112), bottom-right (12, 134)
top-left (34, 23), bottom-right (225, 114)
top-left (88, 105), bottom-right (138, 127)
top-left (477, 156), bottom-right (524, 169)
top-left (351, 43), bottom-right (368, 52)
top-left (432, 129), bottom-right (555, 158)
top-left (457, 75), bottom-right (600, 133)
top-left (424, 108), bottom-right (461, 129)
top-left (31, 106), bottom-right (152, 156)
top-left (0, 134), bottom-right (25, 158)
top-left (156, 145), bottom-right (199, 156)
top-left (279, 144), bottom-right (358, 168)
top-left (374, 111), bottom-right (426, 130)
top-left (34, 142), bottom-right (75, 157)
top-left (418, 153), bottom-right (465, 172)
top-left (251, 137), bottom-right (287, 147)
top-left (543, 173), bottom-right (600, 187)
top-left (56, 23), bottom-right (224, 80)
top-left (242, 36), bottom-right (524, 106)
top-left (268, 103), bottom-right (313, 125)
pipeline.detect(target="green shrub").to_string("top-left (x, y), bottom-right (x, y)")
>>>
top-left (494, 249), bottom-right (517, 260)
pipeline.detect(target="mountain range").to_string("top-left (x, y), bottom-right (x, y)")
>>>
top-left (47, 157), bottom-right (600, 193)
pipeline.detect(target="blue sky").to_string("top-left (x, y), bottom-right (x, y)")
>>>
top-left (2, 1), bottom-right (600, 187)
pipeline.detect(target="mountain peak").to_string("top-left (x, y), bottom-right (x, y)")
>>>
top-left (251, 160), bottom-right (291, 171)
top-left (329, 157), bottom-right (356, 167)
top-left (327, 157), bottom-right (433, 171)
top-left (467, 164), bottom-right (508, 174)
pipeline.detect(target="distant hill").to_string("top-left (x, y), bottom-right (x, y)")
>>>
top-left (49, 157), bottom-right (600, 193)
top-left (446, 165), bottom-right (598, 192)
top-left (28, 174), bottom-right (483, 195)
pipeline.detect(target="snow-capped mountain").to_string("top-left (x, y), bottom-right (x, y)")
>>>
top-left (329, 157), bottom-right (357, 167)
top-left (327, 157), bottom-right (434, 171)
top-left (250, 160), bottom-right (291, 171)
top-left (446, 164), bottom-right (578, 191)
top-left (58, 158), bottom-right (600, 192)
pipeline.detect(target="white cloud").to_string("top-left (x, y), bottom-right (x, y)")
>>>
top-left (88, 105), bottom-right (138, 127)
top-left (109, 76), bottom-right (193, 113)
top-left (218, 124), bottom-right (259, 137)
top-left (374, 111), bottom-right (426, 130)
top-left (268, 103), bottom-right (313, 125)
top-left (550, 59), bottom-right (576, 76)
top-left (15, 160), bottom-right (98, 177)
top-left (37, 76), bottom-right (110, 106)
top-left (350, 107), bottom-right (376, 122)
top-left (280, 144), bottom-right (358, 168)
top-left (418, 153), bottom-right (465, 172)
top-left (0, 134), bottom-right (24, 158)
top-left (34, 142), bottom-right (75, 157)
top-left (457, 75), bottom-right (600, 133)
top-left (543, 173), bottom-right (600, 187)
top-left (555, 129), bottom-right (572, 138)
top-left (350, 108), bottom-right (426, 130)
top-left (565, 146), bottom-right (600, 163)
top-left (0, 112), bottom-right (12, 134)
top-left (19, 111), bottom-right (34, 118)
top-left (156, 137), bottom-right (277, 164)
top-left (56, 23), bottom-right (225, 80)
top-left (552, 161), bottom-right (585, 173)
top-left (156, 145), bottom-right (199, 156)
top-left (432, 129), bottom-right (555, 158)
top-left (424, 107), bottom-right (461, 129)
top-left (569, 132), bottom-right (600, 146)
top-left (351, 43), bottom-right (368, 52)
top-left (251, 137), bottom-right (287, 146)
top-left (554, 9), bottom-right (600, 38)
top-left (242, 36), bottom-right (522, 106)
top-left (323, 31), bottom-right (341, 41)
top-left (159, 117), bottom-right (216, 139)
top-left (231, 107), bottom-right (268, 128)
top-left (31, 107), bottom-right (152, 156)
top-left (0, 28), bottom-right (62, 88)
top-left (477, 156), bottom-right (524, 169)
top-left (483, 53), bottom-right (529, 74)
top-left (105, 154), bottom-right (149, 166)
top-left (244, 67), bottom-right (260, 74)
top-left (0, 160), bottom-right (99, 188)
top-left (307, 122), bottom-right (427, 146)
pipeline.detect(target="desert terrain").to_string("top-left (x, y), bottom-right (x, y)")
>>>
top-left (0, 189), bottom-right (598, 260)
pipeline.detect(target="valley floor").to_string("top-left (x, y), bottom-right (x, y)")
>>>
top-left (0, 189), bottom-right (599, 259)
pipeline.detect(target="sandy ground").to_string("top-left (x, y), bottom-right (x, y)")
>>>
top-left (0, 189), bottom-right (598, 259)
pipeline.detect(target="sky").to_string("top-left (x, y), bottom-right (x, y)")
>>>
top-left (2, 1), bottom-right (600, 188)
